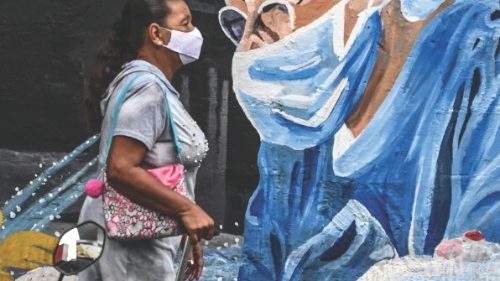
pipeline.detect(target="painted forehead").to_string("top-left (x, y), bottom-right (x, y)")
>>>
top-left (223, 0), bottom-right (338, 28)
top-left (224, 0), bottom-right (312, 9)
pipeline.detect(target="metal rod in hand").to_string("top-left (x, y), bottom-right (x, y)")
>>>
top-left (176, 234), bottom-right (192, 281)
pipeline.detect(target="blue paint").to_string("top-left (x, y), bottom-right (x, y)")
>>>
top-left (1, 135), bottom-right (99, 240)
top-left (233, 1), bottom-right (500, 280)
top-left (0, 158), bottom-right (98, 239)
top-left (2, 134), bottom-right (99, 217)
top-left (319, 221), bottom-right (357, 262)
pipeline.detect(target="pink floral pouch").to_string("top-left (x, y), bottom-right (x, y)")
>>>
top-left (102, 163), bottom-right (192, 240)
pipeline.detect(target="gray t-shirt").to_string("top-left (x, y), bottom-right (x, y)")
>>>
top-left (97, 60), bottom-right (209, 199)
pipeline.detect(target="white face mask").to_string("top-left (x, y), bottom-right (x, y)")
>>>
top-left (160, 27), bottom-right (204, 65)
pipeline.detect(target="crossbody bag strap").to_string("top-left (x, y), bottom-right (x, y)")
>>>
top-left (164, 91), bottom-right (183, 157)
top-left (101, 74), bottom-right (183, 169)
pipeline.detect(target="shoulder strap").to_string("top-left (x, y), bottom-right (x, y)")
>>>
top-left (164, 91), bottom-right (183, 156)
top-left (102, 74), bottom-right (183, 167)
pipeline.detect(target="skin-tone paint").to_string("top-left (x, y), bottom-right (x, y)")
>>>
top-left (345, 0), bottom-right (454, 137)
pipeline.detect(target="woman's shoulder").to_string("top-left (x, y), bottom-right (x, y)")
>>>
top-left (124, 75), bottom-right (168, 108)
top-left (128, 71), bottom-right (179, 101)
top-left (121, 60), bottom-right (177, 91)
top-left (106, 60), bottom-right (181, 112)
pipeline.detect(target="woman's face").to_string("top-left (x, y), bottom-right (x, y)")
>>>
top-left (163, 0), bottom-right (194, 32)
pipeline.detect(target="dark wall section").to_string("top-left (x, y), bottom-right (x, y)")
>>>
top-left (175, 6), bottom-right (260, 233)
top-left (0, 0), bottom-right (259, 234)
top-left (0, 0), bottom-right (121, 151)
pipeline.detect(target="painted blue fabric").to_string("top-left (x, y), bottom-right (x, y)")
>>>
top-left (234, 1), bottom-right (500, 280)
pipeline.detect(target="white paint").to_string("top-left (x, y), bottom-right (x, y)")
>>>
top-left (207, 67), bottom-right (218, 153)
top-left (359, 252), bottom-right (500, 281)
top-left (272, 78), bottom-right (348, 128)
top-left (278, 55), bottom-right (322, 72)
top-left (332, 123), bottom-right (357, 160)
top-left (58, 228), bottom-right (80, 261)
top-left (219, 79), bottom-right (230, 170)
top-left (332, 0), bottom-right (347, 59)
top-left (15, 267), bottom-right (77, 281)
top-left (408, 154), bottom-right (427, 256)
top-left (218, 6), bottom-right (248, 46)
top-left (332, 0), bottom-right (391, 60)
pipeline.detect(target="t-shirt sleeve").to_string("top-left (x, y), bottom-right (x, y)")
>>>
top-left (113, 83), bottom-right (167, 150)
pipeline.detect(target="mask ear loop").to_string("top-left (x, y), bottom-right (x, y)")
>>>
top-left (257, 0), bottom-right (296, 31)
top-left (157, 26), bottom-right (172, 47)
top-left (218, 6), bottom-right (248, 46)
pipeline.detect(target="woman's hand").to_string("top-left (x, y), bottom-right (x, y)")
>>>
top-left (107, 136), bottom-right (214, 279)
top-left (185, 240), bottom-right (204, 280)
top-left (179, 204), bottom-right (213, 280)
top-left (179, 203), bottom-right (215, 243)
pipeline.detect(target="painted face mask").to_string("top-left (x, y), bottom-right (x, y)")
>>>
top-left (160, 27), bottom-right (204, 65)
top-left (230, 2), bottom-right (384, 150)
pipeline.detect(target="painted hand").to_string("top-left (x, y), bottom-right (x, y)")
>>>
top-left (0, 230), bottom-right (58, 281)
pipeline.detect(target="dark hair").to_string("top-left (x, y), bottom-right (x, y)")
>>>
top-left (84, 0), bottom-right (171, 133)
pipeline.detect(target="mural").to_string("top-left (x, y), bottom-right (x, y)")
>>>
top-left (0, 136), bottom-right (99, 280)
top-left (0, 227), bottom-right (58, 281)
top-left (220, 0), bottom-right (500, 280)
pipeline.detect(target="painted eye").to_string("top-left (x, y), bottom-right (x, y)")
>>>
top-left (261, 3), bottom-right (289, 14)
top-left (219, 7), bottom-right (247, 46)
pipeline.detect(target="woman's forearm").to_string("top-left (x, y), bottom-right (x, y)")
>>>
top-left (107, 165), bottom-right (193, 216)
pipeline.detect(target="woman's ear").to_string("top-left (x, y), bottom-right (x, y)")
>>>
top-left (147, 23), bottom-right (171, 47)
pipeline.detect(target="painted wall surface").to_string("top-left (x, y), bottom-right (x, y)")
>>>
top-left (220, 0), bottom-right (500, 280)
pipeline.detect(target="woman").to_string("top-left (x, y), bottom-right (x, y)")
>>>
top-left (79, 0), bottom-right (214, 280)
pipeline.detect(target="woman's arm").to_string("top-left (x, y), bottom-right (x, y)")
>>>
top-left (106, 135), bottom-right (215, 242)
